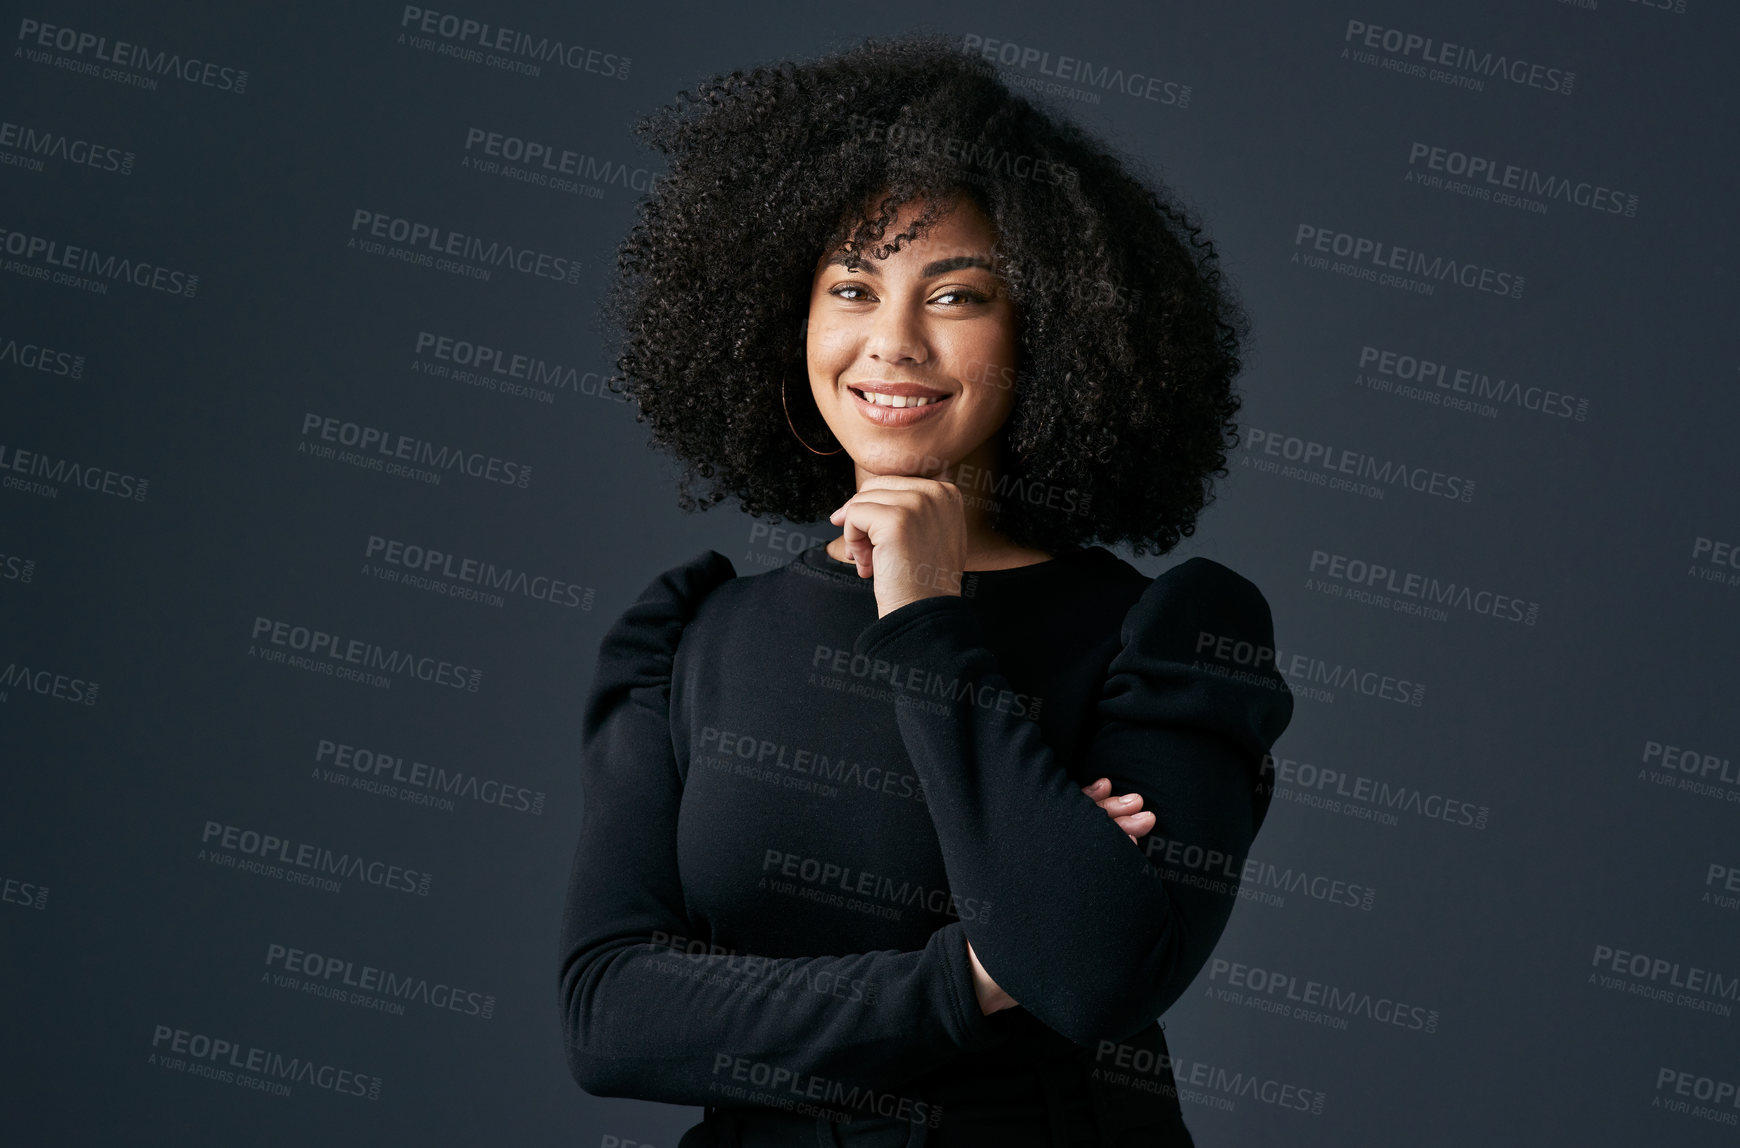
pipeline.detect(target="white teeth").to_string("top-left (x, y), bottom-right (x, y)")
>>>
top-left (854, 389), bottom-right (942, 408)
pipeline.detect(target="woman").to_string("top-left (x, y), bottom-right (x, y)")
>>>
top-left (557, 34), bottom-right (1295, 1148)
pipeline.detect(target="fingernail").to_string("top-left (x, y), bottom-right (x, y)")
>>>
top-left (1118, 795), bottom-right (1137, 806)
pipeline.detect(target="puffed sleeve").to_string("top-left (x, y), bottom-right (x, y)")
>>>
top-left (848, 555), bottom-right (1296, 1048)
top-left (557, 550), bottom-right (1007, 1108)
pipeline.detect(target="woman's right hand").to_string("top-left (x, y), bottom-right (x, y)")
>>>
top-left (1081, 777), bottom-right (1154, 844)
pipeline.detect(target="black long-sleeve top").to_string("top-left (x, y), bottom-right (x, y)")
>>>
top-left (557, 541), bottom-right (1295, 1133)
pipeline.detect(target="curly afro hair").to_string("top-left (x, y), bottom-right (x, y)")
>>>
top-left (604, 32), bottom-right (1250, 558)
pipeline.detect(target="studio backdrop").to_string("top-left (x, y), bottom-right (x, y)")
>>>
top-left (3, 1), bottom-right (1736, 1145)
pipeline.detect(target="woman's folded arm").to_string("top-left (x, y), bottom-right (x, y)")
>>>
top-left (557, 550), bottom-right (1006, 1108)
top-left (849, 556), bottom-right (1297, 1047)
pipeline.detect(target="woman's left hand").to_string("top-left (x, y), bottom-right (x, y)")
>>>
top-left (829, 475), bottom-right (967, 619)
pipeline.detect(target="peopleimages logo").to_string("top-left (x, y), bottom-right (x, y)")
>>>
top-left (1589, 943), bottom-right (1738, 1017)
top-left (0, 331), bottom-right (86, 378)
top-left (265, 942), bottom-right (496, 1020)
top-left (1092, 1040), bottom-right (1328, 1116)
top-left (1196, 630), bottom-right (1427, 708)
top-left (0, 442), bottom-right (148, 501)
top-left (461, 128), bottom-right (660, 194)
top-left (2, 873), bottom-right (49, 910)
top-left (1640, 738), bottom-right (1740, 804)
top-left (961, 33), bottom-right (1190, 108)
top-left (313, 736), bottom-right (546, 816)
top-left (1241, 424), bottom-right (1475, 504)
top-left (15, 18), bottom-right (249, 94)
top-left (1292, 224), bottom-right (1524, 300)
top-left (1207, 957), bottom-right (1441, 1034)
top-left (0, 119), bottom-right (134, 176)
top-left (1341, 19), bottom-right (1575, 95)
top-left (0, 551), bottom-right (37, 584)
top-left (761, 847), bottom-right (991, 924)
top-left (0, 226), bottom-right (198, 296)
top-left (249, 613), bottom-right (484, 692)
top-left (199, 820), bottom-right (434, 897)
top-left (1307, 549), bottom-right (1540, 626)
top-left (298, 412), bottom-right (532, 489)
top-left (1355, 344), bottom-right (1589, 423)
top-left (1266, 751), bottom-right (1491, 831)
top-left (1405, 142), bottom-right (1637, 218)
top-left (364, 533), bottom-right (594, 610)
top-left (348, 209), bottom-right (581, 285)
top-left (1140, 833), bottom-right (1378, 912)
top-left (397, 7), bottom-right (630, 80)
top-left (0, 658), bottom-right (98, 705)
top-left (1652, 1066), bottom-right (1740, 1133)
top-left (148, 1024), bottom-right (380, 1100)
top-left (411, 329), bottom-right (624, 406)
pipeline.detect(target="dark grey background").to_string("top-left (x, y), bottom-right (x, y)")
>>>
top-left (3, 1), bottom-right (1737, 1145)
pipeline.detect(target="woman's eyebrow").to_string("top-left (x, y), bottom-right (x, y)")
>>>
top-left (823, 253), bottom-right (996, 277)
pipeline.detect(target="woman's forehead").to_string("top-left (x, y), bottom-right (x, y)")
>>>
top-left (820, 196), bottom-right (999, 265)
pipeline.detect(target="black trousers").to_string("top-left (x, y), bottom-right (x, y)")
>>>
top-left (676, 1057), bottom-right (1195, 1148)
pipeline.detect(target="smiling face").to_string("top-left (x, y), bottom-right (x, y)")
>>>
top-left (805, 194), bottom-right (1019, 482)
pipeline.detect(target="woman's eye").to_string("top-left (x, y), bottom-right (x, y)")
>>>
top-left (826, 284), bottom-right (989, 305)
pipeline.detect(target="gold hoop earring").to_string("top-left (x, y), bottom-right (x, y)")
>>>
top-left (781, 375), bottom-right (844, 456)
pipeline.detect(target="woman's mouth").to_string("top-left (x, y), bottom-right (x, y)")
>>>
top-left (850, 387), bottom-right (945, 409)
top-left (845, 385), bottom-right (952, 426)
